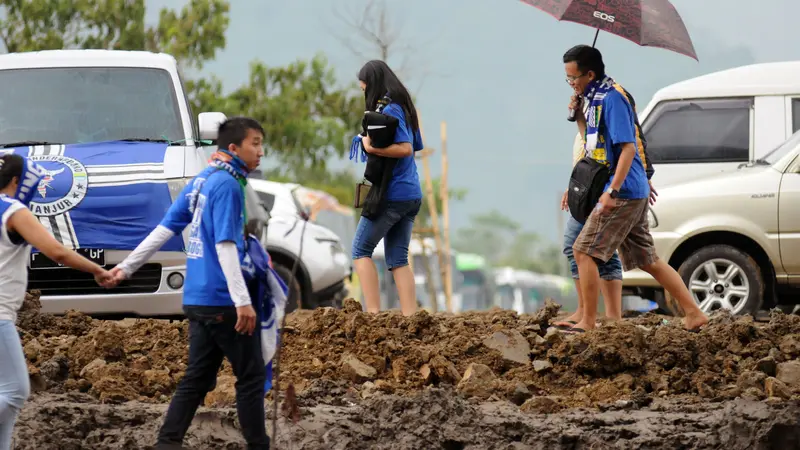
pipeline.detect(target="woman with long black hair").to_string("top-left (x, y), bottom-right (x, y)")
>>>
top-left (0, 154), bottom-right (111, 449)
top-left (351, 60), bottom-right (424, 316)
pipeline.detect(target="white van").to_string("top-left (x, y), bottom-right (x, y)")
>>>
top-left (636, 61), bottom-right (800, 187)
top-left (248, 178), bottom-right (351, 311)
top-left (0, 49), bottom-right (229, 316)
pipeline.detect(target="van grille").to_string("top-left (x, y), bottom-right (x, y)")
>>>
top-left (27, 264), bottom-right (163, 296)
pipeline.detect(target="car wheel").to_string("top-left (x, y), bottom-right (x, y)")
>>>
top-left (273, 263), bottom-right (303, 314)
top-left (672, 244), bottom-right (764, 316)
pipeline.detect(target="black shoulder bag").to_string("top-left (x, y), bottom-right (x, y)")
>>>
top-left (567, 155), bottom-right (610, 224)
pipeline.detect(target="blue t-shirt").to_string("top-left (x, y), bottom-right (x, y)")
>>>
top-left (382, 103), bottom-right (423, 202)
top-left (160, 168), bottom-right (245, 307)
top-left (601, 90), bottom-right (650, 200)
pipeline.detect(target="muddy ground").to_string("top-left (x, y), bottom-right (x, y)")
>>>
top-left (11, 292), bottom-right (800, 449)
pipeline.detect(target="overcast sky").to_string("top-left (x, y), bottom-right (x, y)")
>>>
top-left (149, 0), bottom-right (799, 243)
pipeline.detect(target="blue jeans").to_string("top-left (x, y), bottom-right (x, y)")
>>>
top-left (563, 215), bottom-right (622, 281)
top-left (352, 199), bottom-right (421, 269)
top-left (0, 320), bottom-right (30, 450)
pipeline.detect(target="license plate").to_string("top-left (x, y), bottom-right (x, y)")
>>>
top-left (30, 248), bottom-right (105, 269)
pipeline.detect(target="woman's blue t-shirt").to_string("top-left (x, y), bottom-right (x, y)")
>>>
top-left (381, 103), bottom-right (423, 201)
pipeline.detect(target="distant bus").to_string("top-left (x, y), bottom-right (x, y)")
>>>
top-left (493, 267), bottom-right (578, 314)
top-left (371, 237), bottom-right (463, 312)
top-left (455, 253), bottom-right (495, 311)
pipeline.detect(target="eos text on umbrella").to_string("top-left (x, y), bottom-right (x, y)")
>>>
top-left (593, 11), bottom-right (615, 23)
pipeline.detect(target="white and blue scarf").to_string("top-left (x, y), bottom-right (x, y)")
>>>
top-left (582, 75), bottom-right (616, 165)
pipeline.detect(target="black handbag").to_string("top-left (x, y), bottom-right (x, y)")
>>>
top-left (567, 155), bottom-right (611, 224)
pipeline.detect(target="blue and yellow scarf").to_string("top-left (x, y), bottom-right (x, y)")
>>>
top-left (582, 75), bottom-right (617, 166)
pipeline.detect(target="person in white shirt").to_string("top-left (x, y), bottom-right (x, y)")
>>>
top-left (0, 154), bottom-right (111, 450)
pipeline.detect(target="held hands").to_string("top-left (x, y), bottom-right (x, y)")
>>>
top-left (94, 269), bottom-right (114, 287)
top-left (235, 304), bottom-right (257, 335)
top-left (97, 266), bottom-right (127, 288)
top-left (561, 189), bottom-right (569, 211)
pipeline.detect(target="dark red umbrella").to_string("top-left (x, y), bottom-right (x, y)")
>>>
top-left (520, 0), bottom-right (698, 61)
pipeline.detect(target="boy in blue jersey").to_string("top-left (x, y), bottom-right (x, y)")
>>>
top-left (106, 117), bottom-right (268, 449)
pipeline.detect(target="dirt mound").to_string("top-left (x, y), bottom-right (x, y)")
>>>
top-left (15, 293), bottom-right (800, 411)
top-left (280, 300), bottom-right (800, 411)
top-left (18, 291), bottom-right (190, 404)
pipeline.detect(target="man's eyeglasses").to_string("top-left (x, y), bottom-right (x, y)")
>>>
top-left (566, 73), bottom-right (587, 84)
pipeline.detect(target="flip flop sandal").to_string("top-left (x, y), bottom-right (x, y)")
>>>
top-left (560, 327), bottom-right (587, 334)
top-left (553, 320), bottom-right (577, 329)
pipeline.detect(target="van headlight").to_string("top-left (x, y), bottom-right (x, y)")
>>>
top-left (648, 209), bottom-right (658, 229)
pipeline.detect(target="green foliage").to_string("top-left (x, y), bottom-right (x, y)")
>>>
top-left (0, 0), bottom-right (229, 70)
top-left (196, 55), bottom-right (364, 169)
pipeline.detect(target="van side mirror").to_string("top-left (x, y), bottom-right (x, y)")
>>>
top-left (198, 112), bottom-right (227, 141)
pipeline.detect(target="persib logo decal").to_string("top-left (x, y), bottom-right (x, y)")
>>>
top-left (28, 154), bottom-right (89, 217)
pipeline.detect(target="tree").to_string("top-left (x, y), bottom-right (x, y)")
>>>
top-left (328, 0), bottom-right (439, 92)
top-left (0, 0), bottom-right (229, 70)
top-left (0, 1), bottom-right (366, 174)
top-left (209, 55), bottom-right (364, 169)
top-left (454, 210), bottom-right (566, 276)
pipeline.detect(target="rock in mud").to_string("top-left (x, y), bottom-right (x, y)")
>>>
top-left (40, 354), bottom-right (70, 382)
top-left (457, 363), bottom-right (495, 399)
top-left (341, 353), bottom-right (377, 382)
top-left (429, 355), bottom-right (461, 384)
top-left (777, 361), bottom-right (800, 389)
top-left (779, 334), bottom-right (800, 357)
top-left (737, 370), bottom-right (767, 391)
top-left (756, 356), bottom-right (778, 377)
top-left (765, 377), bottom-right (792, 399)
top-left (482, 330), bottom-right (531, 365)
top-left (532, 359), bottom-right (553, 373)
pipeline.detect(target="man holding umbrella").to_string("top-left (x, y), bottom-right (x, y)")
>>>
top-left (563, 45), bottom-right (708, 332)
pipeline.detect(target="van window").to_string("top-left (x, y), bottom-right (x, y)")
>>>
top-left (0, 67), bottom-right (183, 146)
top-left (642, 98), bottom-right (751, 163)
top-left (792, 99), bottom-right (800, 133)
top-left (256, 191), bottom-right (276, 212)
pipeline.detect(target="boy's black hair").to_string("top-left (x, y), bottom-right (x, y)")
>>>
top-left (217, 116), bottom-right (265, 150)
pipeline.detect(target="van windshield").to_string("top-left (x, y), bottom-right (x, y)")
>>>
top-left (0, 67), bottom-right (184, 146)
top-left (757, 129), bottom-right (800, 166)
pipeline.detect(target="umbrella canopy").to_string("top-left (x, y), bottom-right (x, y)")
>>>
top-left (520, 0), bottom-right (697, 60)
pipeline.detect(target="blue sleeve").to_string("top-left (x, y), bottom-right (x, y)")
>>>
top-left (159, 182), bottom-right (193, 233)
top-left (384, 104), bottom-right (412, 144)
top-left (603, 92), bottom-right (637, 146)
top-left (209, 177), bottom-right (244, 245)
top-left (413, 128), bottom-right (424, 152)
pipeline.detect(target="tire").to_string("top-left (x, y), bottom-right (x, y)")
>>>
top-left (273, 262), bottom-right (303, 314)
top-left (671, 244), bottom-right (764, 316)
